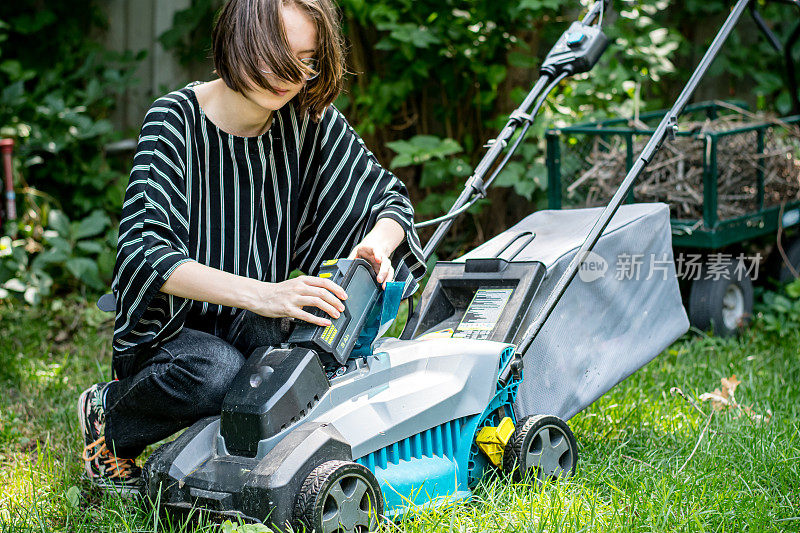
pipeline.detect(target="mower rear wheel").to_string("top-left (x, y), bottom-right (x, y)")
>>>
top-left (295, 460), bottom-right (383, 533)
top-left (503, 415), bottom-right (577, 482)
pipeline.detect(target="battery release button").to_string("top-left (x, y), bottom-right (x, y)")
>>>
top-left (566, 32), bottom-right (586, 48)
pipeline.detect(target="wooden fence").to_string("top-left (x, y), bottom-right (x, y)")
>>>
top-left (103, 0), bottom-right (213, 132)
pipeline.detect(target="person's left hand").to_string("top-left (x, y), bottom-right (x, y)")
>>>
top-left (349, 237), bottom-right (394, 289)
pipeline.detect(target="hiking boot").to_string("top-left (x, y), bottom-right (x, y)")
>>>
top-left (77, 383), bottom-right (141, 495)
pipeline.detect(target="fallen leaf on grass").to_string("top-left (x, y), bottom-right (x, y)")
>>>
top-left (65, 486), bottom-right (81, 510)
top-left (699, 375), bottom-right (771, 423)
top-left (698, 374), bottom-right (739, 410)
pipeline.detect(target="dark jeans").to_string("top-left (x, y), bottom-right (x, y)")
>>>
top-left (104, 311), bottom-right (290, 459)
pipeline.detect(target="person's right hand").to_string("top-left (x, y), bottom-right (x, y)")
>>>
top-left (248, 276), bottom-right (348, 327)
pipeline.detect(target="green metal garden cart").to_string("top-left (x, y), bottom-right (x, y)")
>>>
top-left (545, 101), bottom-right (800, 336)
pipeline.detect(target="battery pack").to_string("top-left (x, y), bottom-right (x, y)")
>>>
top-left (288, 258), bottom-right (381, 365)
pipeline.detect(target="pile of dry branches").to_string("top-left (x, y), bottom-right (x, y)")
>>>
top-left (566, 107), bottom-right (800, 220)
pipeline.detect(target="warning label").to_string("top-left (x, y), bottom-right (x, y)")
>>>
top-left (454, 288), bottom-right (514, 340)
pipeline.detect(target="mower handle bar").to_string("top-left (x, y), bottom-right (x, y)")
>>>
top-left (418, 73), bottom-right (553, 254)
top-left (582, 0), bottom-right (610, 25)
top-left (418, 0), bottom-right (608, 257)
top-left (511, 0), bottom-right (783, 363)
top-left (414, 70), bottom-right (569, 234)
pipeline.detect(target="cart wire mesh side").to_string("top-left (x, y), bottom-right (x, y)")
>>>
top-left (546, 101), bottom-right (800, 248)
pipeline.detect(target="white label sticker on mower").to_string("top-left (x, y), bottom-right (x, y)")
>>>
top-left (453, 288), bottom-right (514, 340)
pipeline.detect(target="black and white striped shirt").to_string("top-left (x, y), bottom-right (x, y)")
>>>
top-left (112, 84), bottom-right (426, 356)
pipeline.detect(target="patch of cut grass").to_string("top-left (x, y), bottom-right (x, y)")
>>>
top-left (1, 296), bottom-right (798, 532)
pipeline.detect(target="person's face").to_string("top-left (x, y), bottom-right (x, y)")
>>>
top-left (244, 3), bottom-right (317, 110)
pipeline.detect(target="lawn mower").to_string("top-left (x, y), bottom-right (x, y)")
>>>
top-left (140, 0), bottom-right (778, 529)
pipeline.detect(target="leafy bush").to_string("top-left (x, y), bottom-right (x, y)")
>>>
top-left (385, 135), bottom-right (470, 215)
top-left (754, 279), bottom-right (800, 336)
top-left (0, 3), bottom-right (142, 218)
top-left (662, 0), bottom-right (800, 116)
top-left (0, 2), bottom-right (143, 300)
top-left (0, 207), bottom-right (116, 304)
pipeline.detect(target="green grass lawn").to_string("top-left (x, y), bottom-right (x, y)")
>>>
top-left (1, 296), bottom-right (798, 532)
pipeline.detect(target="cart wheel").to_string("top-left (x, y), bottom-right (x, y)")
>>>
top-left (778, 237), bottom-right (800, 284)
top-left (688, 261), bottom-right (753, 337)
top-left (503, 415), bottom-right (578, 482)
top-left (295, 460), bottom-right (383, 533)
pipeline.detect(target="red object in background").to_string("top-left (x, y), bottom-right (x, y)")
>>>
top-left (0, 138), bottom-right (16, 228)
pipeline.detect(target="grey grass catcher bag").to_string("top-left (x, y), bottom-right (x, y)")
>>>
top-left (460, 203), bottom-right (689, 420)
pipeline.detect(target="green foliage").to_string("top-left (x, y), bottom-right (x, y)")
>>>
top-left (754, 279), bottom-right (800, 335)
top-left (340, 0), bottom-right (561, 132)
top-left (220, 520), bottom-right (274, 533)
top-left (386, 135), bottom-right (463, 168)
top-left (339, 0), bottom-right (694, 241)
top-left (158, 0), bottom-right (223, 66)
top-left (0, 207), bottom-right (116, 304)
top-left (0, 2), bottom-right (142, 219)
top-left (0, 2), bottom-right (142, 299)
top-left (385, 135), bottom-right (472, 217)
top-left (666, 0), bottom-right (800, 115)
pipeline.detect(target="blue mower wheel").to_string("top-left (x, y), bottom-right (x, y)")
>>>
top-left (294, 460), bottom-right (383, 533)
top-left (503, 415), bottom-right (578, 482)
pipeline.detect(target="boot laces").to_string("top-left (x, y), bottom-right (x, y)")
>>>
top-left (82, 436), bottom-right (135, 479)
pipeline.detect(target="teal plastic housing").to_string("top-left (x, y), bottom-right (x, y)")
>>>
top-left (354, 345), bottom-right (521, 518)
top-left (350, 280), bottom-right (405, 359)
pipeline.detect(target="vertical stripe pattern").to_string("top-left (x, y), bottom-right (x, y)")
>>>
top-left (112, 84), bottom-right (426, 356)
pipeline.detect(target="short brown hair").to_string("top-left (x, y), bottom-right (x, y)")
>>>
top-left (212, 0), bottom-right (345, 121)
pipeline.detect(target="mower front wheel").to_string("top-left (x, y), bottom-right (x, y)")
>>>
top-left (294, 460), bottom-right (383, 533)
top-left (503, 414), bottom-right (578, 482)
